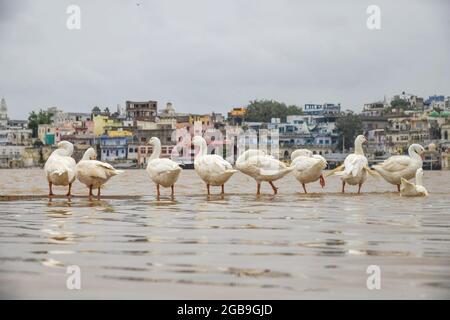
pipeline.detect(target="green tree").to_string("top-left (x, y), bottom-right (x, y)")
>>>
top-left (286, 105), bottom-right (304, 116)
top-left (336, 113), bottom-right (363, 151)
top-left (244, 99), bottom-right (303, 122)
top-left (28, 110), bottom-right (54, 138)
top-left (390, 98), bottom-right (409, 110)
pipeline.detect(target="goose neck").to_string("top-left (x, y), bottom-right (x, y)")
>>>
top-left (149, 143), bottom-right (161, 160)
top-left (354, 140), bottom-right (364, 155)
top-left (197, 139), bottom-right (207, 156)
top-left (416, 172), bottom-right (423, 186)
top-left (408, 146), bottom-right (422, 161)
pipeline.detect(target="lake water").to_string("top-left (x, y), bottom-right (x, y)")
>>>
top-left (0, 169), bottom-right (449, 299)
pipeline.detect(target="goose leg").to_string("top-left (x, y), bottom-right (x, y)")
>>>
top-left (341, 181), bottom-right (346, 193)
top-left (358, 183), bottom-right (362, 194)
top-left (221, 184), bottom-right (225, 195)
top-left (48, 182), bottom-right (54, 197)
top-left (319, 174), bottom-right (325, 188)
top-left (156, 184), bottom-right (161, 197)
top-left (396, 184), bottom-right (400, 192)
top-left (207, 184), bottom-right (211, 195)
top-left (171, 185), bottom-right (174, 196)
top-left (89, 185), bottom-right (93, 200)
top-left (256, 182), bottom-right (261, 195)
top-left (97, 187), bottom-right (101, 200)
top-left (302, 183), bottom-right (307, 194)
top-left (66, 183), bottom-right (72, 197)
top-left (269, 181), bottom-right (278, 195)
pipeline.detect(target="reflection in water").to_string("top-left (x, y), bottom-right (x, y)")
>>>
top-left (0, 169), bottom-right (450, 298)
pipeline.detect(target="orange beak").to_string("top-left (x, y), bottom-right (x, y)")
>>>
top-left (420, 153), bottom-right (425, 160)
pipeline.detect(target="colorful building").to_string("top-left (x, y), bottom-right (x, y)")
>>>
top-left (99, 136), bottom-right (131, 162)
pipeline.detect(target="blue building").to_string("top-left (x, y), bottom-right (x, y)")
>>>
top-left (99, 136), bottom-right (131, 161)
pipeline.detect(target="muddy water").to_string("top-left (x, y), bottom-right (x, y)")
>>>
top-left (0, 169), bottom-right (449, 299)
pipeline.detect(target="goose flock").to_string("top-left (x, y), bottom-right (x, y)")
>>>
top-left (43, 135), bottom-right (429, 199)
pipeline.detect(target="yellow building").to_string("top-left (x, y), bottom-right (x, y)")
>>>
top-left (107, 129), bottom-right (133, 138)
top-left (227, 107), bottom-right (246, 125)
top-left (93, 115), bottom-right (123, 136)
top-left (189, 114), bottom-right (211, 126)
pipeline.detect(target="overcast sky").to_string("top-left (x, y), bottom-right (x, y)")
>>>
top-left (0, 0), bottom-right (449, 119)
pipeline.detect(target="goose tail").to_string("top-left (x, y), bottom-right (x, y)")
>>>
top-left (325, 164), bottom-right (345, 177)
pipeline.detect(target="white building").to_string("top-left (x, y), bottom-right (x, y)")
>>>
top-left (0, 129), bottom-right (32, 145)
top-left (52, 111), bottom-right (91, 126)
top-left (0, 145), bottom-right (26, 168)
top-left (0, 97), bottom-right (8, 128)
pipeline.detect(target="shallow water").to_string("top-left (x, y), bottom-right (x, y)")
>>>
top-left (0, 169), bottom-right (449, 299)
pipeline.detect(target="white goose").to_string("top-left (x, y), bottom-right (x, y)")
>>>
top-left (400, 168), bottom-right (428, 197)
top-left (373, 143), bottom-right (425, 192)
top-left (290, 149), bottom-right (327, 193)
top-left (44, 141), bottom-right (77, 197)
top-left (146, 137), bottom-right (182, 197)
top-left (75, 147), bottom-right (124, 199)
top-left (328, 135), bottom-right (376, 193)
top-left (192, 136), bottom-right (237, 195)
top-left (236, 149), bottom-right (293, 195)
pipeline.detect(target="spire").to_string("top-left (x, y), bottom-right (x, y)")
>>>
top-left (0, 97), bottom-right (7, 111)
top-left (0, 97), bottom-right (7, 127)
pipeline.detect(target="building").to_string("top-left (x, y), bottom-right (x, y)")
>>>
top-left (93, 115), bottom-right (123, 136)
top-left (0, 145), bottom-right (27, 168)
top-left (303, 103), bottom-right (341, 115)
top-left (425, 95), bottom-right (445, 108)
top-left (323, 103), bottom-right (341, 114)
top-left (134, 127), bottom-right (175, 145)
top-left (361, 116), bottom-right (389, 132)
top-left (52, 111), bottom-right (91, 126)
top-left (128, 143), bottom-right (176, 168)
top-left (189, 114), bottom-right (212, 126)
top-left (0, 98), bottom-right (8, 128)
top-left (303, 104), bottom-right (324, 115)
top-left (38, 123), bottom-right (74, 145)
top-left (99, 136), bottom-right (131, 162)
top-left (385, 115), bottom-right (430, 153)
top-left (0, 128), bottom-right (32, 145)
top-left (8, 120), bottom-right (28, 130)
top-left (211, 112), bottom-right (225, 126)
top-left (440, 123), bottom-right (450, 142)
top-left (126, 100), bottom-right (158, 122)
top-left (227, 107), bottom-right (246, 125)
top-left (361, 102), bottom-right (385, 117)
top-left (159, 102), bottom-right (176, 117)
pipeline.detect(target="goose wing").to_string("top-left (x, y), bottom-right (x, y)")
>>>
top-left (45, 155), bottom-right (76, 181)
top-left (343, 154), bottom-right (367, 177)
top-left (376, 155), bottom-right (411, 172)
top-left (400, 177), bottom-right (416, 194)
top-left (77, 160), bottom-right (121, 180)
top-left (148, 159), bottom-right (181, 175)
top-left (249, 155), bottom-right (287, 176)
top-left (292, 156), bottom-right (319, 172)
